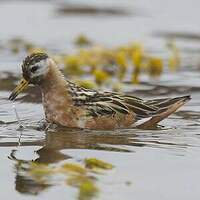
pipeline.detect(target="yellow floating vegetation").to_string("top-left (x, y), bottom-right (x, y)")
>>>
top-left (67, 175), bottom-right (99, 200)
top-left (64, 54), bottom-right (84, 75)
top-left (129, 43), bottom-right (144, 84)
top-left (115, 50), bottom-right (128, 80)
top-left (60, 163), bottom-right (87, 175)
top-left (66, 174), bottom-right (93, 187)
top-left (131, 43), bottom-right (144, 67)
top-left (63, 39), bottom-right (177, 87)
top-left (131, 65), bottom-right (140, 84)
top-left (74, 34), bottom-right (93, 46)
top-left (79, 179), bottom-right (99, 200)
top-left (84, 158), bottom-right (114, 170)
top-left (167, 41), bottom-right (181, 71)
top-left (147, 57), bottom-right (163, 78)
top-left (15, 157), bottom-right (114, 199)
top-left (75, 79), bottom-right (97, 89)
top-left (29, 162), bottom-right (55, 181)
top-left (93, 69), bottom-right (110, 85)
top-left (7, 37), bottom-right (46, 55)
top-left (7, 36), bottom-right (182, 87)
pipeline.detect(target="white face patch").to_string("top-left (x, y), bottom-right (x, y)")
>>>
top-left (30, 58), bottom-right (50, 78)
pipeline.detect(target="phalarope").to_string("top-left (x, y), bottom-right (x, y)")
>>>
top-left (9, 53), bottom-right (191, 130)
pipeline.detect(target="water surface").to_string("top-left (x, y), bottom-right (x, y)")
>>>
top-left (1, 1), bottom-right (200, 200)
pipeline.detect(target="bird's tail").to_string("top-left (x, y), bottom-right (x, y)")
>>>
top-left (137, 95), bottom-right (191, 129)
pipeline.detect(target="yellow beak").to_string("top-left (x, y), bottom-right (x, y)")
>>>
top-left (9, 78), bottom-right (29, 101)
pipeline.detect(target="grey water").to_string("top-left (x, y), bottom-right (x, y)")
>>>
top-left (1, 1), bottom-right (200, 200)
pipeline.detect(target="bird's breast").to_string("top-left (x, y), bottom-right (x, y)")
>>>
top-left (41, 89), bottom-right (82, 127)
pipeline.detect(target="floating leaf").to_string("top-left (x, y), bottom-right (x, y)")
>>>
top-left (131, 45), bottom-right (143, 67)
top-left (75, 80), bottom-right (97, 89)
top-left (147, 57), bottom-right (163, 77)
top-left (66, 175), bottom-right (95, 187)
top-left (116, 51), bottom-right (128, 80)
top-left (115, 51), bottom-right (128, 69)
top-left (131, 65), bottom-right (140, 84)
top-left (79, 180), bottom-right (99, 200)
top-left (93, 69), bottom-right (109, 85)
top-left (84, 158), bottom-right (113, 170)
top-left (60, 163), bottom-right (87, 175)
top-left (28, 162), bottom-right (55, 180)
top-left (66, 175), bottom-right (98, 200)
top-left (75, 34), bottom-right (92, 46)
top-left (64, 55), bottom-right (83, 75)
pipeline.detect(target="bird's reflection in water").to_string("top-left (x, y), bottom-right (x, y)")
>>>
top-left (9, 150), bottom-right (52, 195)
top-left (9, 127), bottom-right (140, 196)
top-left (8, 125), bottom-right (189, 196)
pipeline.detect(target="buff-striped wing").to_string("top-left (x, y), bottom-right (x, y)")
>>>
top-left (67, 81), bottom-right (158, 118)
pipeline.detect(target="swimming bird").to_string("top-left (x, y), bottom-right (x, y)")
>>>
top-left (9, 53), bottom-right (191, 130)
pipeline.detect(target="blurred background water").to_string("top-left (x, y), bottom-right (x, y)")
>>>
top-left (0, 1), bottom-right (200, 200)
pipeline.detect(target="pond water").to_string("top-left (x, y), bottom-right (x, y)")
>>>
top-left (1, 1), bottom-right (200, 200)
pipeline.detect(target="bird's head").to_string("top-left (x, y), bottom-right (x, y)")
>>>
top-left (9, 52), bottom-right (51, 100)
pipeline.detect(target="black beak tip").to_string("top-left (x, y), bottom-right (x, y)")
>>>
top-left (8, 93), bottom-right (16, 101)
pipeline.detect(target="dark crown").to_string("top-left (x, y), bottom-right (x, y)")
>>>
top-left (22, 53), bottom-right (48, 70)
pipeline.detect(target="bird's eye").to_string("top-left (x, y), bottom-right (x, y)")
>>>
top-left (31, 66), bottom-right (39, 73)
